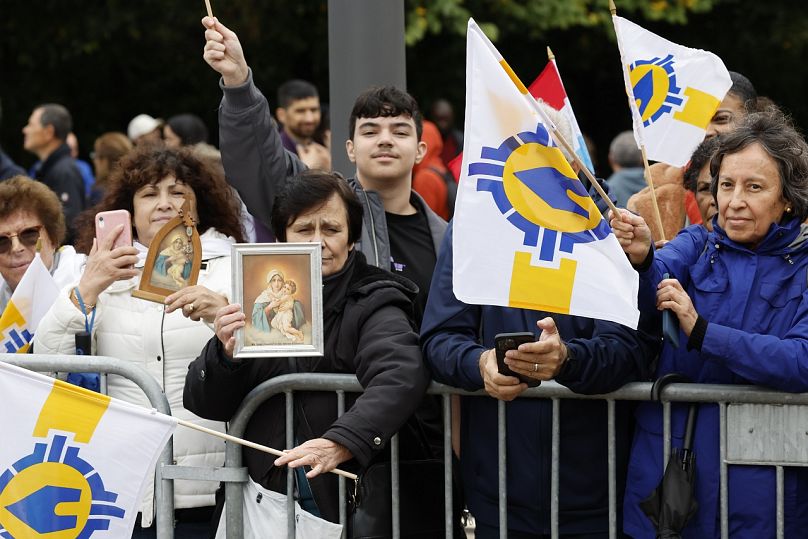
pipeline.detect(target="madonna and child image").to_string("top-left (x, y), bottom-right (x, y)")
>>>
top-left (151, 230), bottom-right (193, 291)
top-left (242, 253), bottom-right (313, 346)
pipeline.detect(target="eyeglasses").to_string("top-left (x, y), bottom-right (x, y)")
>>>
top-left (0, 226), bottom-right (42, 254)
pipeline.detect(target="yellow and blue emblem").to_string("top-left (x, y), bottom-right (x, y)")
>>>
top-left (629, 54), bottom-right (721, 130)
top-left (468, 123), bottom-right (610, 312)
top-left (0, 381), bottom-right (124, 538)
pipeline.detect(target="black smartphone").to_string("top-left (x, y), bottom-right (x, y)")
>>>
top-left (494, 331), bottom-right (541, 387)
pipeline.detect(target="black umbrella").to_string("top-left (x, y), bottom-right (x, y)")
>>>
top-left (639, 374), bottom-right (699, 539)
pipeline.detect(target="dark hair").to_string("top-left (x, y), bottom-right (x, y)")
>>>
top-left (710, 109), bottom-right (808, 221)
top-left (74, 146), bottom-right (245, 253)
top-left (684, 136), bottom-right (721, 192)
top-left (728, 71), bottom-right (758, 113)
top-left (271, 171), bottom-right (363, 244)
top-left (0, 175), bottom-right (66, 246)
top-left (37, 104), bottom-right (72, 141)
top-left (277, 79), bottom-right (319, 109)
top-left (166, 114), bottom-right (209, 146)
top-left (349, 86), bottom-right (423, 141)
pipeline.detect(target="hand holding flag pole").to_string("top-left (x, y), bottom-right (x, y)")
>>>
top-left (609, 0), bottom-right (667, 241)
top-left (177, 417), bottom-right (358, 481)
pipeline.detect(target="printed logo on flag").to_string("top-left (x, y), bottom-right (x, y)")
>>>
top-left (629, 54), bottom-right (722, 130)
top-left (0, 381), bottom-right (125, 537)
top-left (468, 122), bottom-right (611, 313)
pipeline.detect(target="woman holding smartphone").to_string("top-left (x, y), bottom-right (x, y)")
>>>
top-left (34, 146), bottom-right (245, 537)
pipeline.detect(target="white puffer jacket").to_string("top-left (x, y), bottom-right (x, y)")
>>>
top-left (33, 229), bottom-right (233, 527)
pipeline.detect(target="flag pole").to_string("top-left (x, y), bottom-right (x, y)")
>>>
top-left (639, 146), bottom-right (666, 240)
top-left (547, 46), bottom-right (555, 61)
top-left (532, 98), bottom-right (619, 217)
top-left (204, 0), bottom-right (213, 18)
top-left (176, 418), bottom-right (358, 481)
top-left (609, 0), bottom-right (667, 240)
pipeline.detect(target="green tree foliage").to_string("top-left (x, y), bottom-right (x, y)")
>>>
top-left (405, 0), bottom-right (719, 45)
top-left (1, 0), bottom-right (805, 178)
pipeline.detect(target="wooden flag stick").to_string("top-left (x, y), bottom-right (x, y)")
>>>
top-left (640, 146), bottom-right (667, 241)
top-left (610, 0), bottom-right (666, 239)
top-left (547, 46), bottom-right (555, 61)
top-left (204, 0), bottom-right (213, 18)
top-left (533, 98), bottom-right (620, 217)
top-left (177, 418), bottom-right (358, 481)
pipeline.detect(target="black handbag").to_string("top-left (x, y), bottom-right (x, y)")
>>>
top-left (347, 458), bottom-right (446, 538)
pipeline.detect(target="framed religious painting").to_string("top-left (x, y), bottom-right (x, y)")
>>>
top-left (132, 198), bottom-right (202, 303)
top-left (232, 243), bottom-right (324, 358)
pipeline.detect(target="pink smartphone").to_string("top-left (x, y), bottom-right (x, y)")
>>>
top-left (95, 209), bottom-right (133, 249)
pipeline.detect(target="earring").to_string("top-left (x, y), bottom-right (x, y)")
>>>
top-left (786, 206), bottom-right (793, 214)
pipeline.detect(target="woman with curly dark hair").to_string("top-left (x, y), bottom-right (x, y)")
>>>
top-left (35, 146), bottom-right (245, 536)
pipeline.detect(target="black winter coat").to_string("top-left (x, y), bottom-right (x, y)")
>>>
top-left (183, 251), bottom-right (439, 523)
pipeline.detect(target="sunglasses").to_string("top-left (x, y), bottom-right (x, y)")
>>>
top-left (0, 226), bottom-right (42, 254)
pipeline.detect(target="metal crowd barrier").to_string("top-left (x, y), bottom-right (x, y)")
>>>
top-left (5, 355), bottom-right (808, 539)
top-left (221, 374), bottom-right (808, 539)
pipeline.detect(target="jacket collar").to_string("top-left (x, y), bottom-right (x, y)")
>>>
top-left (712, 216), bottom-right (808, 256)
top-left (37, 143), bottom-right (72, 177)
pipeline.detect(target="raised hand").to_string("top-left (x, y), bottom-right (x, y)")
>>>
top-left (609, 208), bottom-right (653, 266)
top-left (77, 225), bottom-right (139, 305)
top-left (201, 16), bottom-right (248, 86)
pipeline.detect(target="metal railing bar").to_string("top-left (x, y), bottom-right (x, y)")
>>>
top-left (286, 390), bottom-right (295, 539)
top-left (391, 433), bottom-right (400, 539)
top-left (720, 402), bottom-right (728, 539)
top-left (337, 390), bottom-right (346, 538)
top-left (607, 399), bottom-right (616, 539)
top-left (551, 398), bottom-right (560, 539)
top-left (498, 399), bottom-right (507, 539)
top-left (443, 393), bottom-right (453, 539)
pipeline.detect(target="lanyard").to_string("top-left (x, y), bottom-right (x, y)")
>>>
top-left (74, 287), bottom-right (96, 334)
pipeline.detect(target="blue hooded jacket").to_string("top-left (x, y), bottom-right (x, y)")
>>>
top-left (624, 218), bottom-right (808, 538)
top-left (421, 222), bottom-right (659, 535)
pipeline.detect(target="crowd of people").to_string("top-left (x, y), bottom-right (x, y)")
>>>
top-left (0, 13), bottom-right (806, 539)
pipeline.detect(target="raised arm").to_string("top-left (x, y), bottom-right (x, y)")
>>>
top-left (201, 16), bottom-right (305, 230)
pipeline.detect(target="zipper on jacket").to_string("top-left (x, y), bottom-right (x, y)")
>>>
top-left (361, 189), bottom-right (381, 267)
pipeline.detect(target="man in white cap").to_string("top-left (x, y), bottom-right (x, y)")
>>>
top-left (127, 114), bottom-right (163, 146)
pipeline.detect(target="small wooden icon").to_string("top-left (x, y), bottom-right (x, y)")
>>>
top-left (132, 199), bottom-right (202, 303)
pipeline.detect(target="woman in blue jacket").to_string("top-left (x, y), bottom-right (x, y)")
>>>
top-left (612, 110), bottom-right (808, 538)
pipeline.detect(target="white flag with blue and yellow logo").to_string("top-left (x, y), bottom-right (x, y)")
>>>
top-left (453, 19), bottom-right (639, 329)
top-left (0, 361), bottom-right (176, 537)
top-left (0, 253), bottom-right (59, 354)
top-left (613, 15), bottom-right (732, 167)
